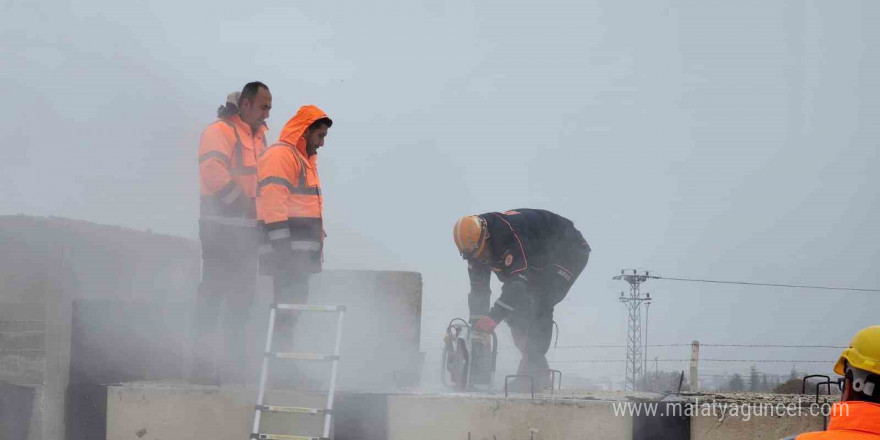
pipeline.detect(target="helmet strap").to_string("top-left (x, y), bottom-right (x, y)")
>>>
top-left (846, 362), bottom-right (877, 397)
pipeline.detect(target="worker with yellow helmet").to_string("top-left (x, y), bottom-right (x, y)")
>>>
top-left (453, 209), bottom-right (590, 391)
top-left (782, 326), bottom-right (880, 439)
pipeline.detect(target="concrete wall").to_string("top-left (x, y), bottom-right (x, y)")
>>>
top-left (103, 385), bottom-right (632, 440)
top-left (0, 215), bottom-right (423, 439)
top-left (690, 409), bottom-right (824, 440)
top-left (103, 384), bottom-right (387, 440)
top-left (297, 270), bottom-right (423, 391)
top-left (0, 383), bottom-right (41, 440)
top-left (386, 395), bottom-right (632, 440)
top-left (0, 302), bottom-right (45, 384)
top-left (1, 302), bottom-right (47, 440)
top-left (106, 385), bottom-right (327, 440)
top-left (101, 385), bottom-right (835, 440)
top-left (0, 216), bottom-right (201, 305)
top-left (0, 215), bottom-right (201, 440)
top-left (64, 270), bottom-right (423, 393)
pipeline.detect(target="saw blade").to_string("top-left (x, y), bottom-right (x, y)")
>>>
top-left (447, 338), bottom-right (469, 391)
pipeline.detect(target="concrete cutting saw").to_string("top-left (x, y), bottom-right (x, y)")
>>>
top-left (440, 318), bottom-right (498, 391)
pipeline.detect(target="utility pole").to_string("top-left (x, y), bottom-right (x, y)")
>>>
top-left (643, 297), bottom-right (651, 385)
top-left (615, 269), bottom-right (657, 392)
top-left (690, 340), bottom-right (700, 392)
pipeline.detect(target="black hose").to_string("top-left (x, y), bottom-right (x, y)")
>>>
top-left (447, 317), bottom-right (469, 329)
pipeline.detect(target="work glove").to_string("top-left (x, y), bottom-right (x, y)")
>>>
top-left (474, 316), bottom-right (497, 333)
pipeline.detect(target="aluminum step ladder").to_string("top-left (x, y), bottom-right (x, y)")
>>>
top-left (250, 303), bottom-right (346, 440)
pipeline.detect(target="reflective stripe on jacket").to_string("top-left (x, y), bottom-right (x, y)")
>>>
top-left (257, 142), bottom-right (322, 221)
top-left (198, 114), bottom-right (267, 222)
top-left (256, 105), bottom-right (330, 272)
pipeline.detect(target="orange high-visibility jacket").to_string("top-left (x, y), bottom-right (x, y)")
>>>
top-left (257, 105), bottom-right (330, 253)
top-left (198, 114), bottom-right (267, 226)
top-left (783, 402), bottom-right (880, 440)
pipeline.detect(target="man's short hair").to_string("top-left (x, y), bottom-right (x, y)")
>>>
top-left (239, 81), bottom-right (269, 106)
top-left (307, 117), bottom-right (333, 131)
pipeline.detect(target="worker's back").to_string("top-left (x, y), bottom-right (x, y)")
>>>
top-left (784, 401), bottom-right (880, 439)
top-left (481, 208), bottom-right (588, 270)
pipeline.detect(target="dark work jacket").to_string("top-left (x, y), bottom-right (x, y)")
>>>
top-left (467, 209), bottom-right (589, 322)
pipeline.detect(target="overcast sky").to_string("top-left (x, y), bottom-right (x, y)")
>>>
top-left (2, 0), bottom-right (878, 385)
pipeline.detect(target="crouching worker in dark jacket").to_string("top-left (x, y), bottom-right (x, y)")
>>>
top-left (453, 209), bottom-right (590, 391)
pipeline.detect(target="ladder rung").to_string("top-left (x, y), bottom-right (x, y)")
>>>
top-left (251, 434), bottom-right (328, 440)
top-left (268, 352), bottom-right (339, 361)
top-left (273, 304), bottom-right (345, 313)
top-left (256, 405), bottom-right (331, 415)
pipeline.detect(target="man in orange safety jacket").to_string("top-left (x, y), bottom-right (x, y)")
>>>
top-left (257, 105), bottom-right (332, 358)
top-left (192, 82), bottom-right (272, 384)
top-left (780, 326), bottom-right (880, 440)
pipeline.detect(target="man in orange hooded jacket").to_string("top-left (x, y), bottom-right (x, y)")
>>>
top-left (193, 82), bottom-right (271, 384)
top-left (257, 105), bottom-right (332, 355)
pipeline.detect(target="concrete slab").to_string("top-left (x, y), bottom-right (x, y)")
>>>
top-left (106, 383), bottom-right (327, 440)
top-left (682, 393), bottom-right (829, 440)
top-left (1, 217), bottom-right (426, 439)
top-left (0, 383), bottom-right (38, 440)
top-left (386, 394), bottom-right (632, 440)
top-left (101, 384), bottom-right (835, 440)
top-left (1, 302), bottom-right (46, 440)
top-left (691, 413), bottom-right (823, 440)
top-left (104, 384), bottom-right (635, 440)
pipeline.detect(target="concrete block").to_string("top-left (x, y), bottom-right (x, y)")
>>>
top-left (66, 384), bottom-right (108, 440)
top-left (634, 401), bottom-right (690, 440)
top-left (0, 302), bottom-right (45, 322)
top-left (0, 351), bottom-right (21, 380)
top-left (104, 384), bottom-right (329, 440)
top-left (0, 383), bottom-right (36, 440)
top-left (333, 392), bottom-right (388, 440)
top-left (0, 351), bottom-right (45, 385)
top-left (0, 331), bottom-right (46, 351)
top-left (385, 395), bottom-right (632, 440)
top-left (68, 300), bottom-right (189, 385)
top-left (300, 270), bottom-right (423, 391)
top-left (0, 320), bottom-right (45, 332)
top-left (690, 412), bottom-right (824, 440)
top-left (102, 385), bottom-right (637, 440)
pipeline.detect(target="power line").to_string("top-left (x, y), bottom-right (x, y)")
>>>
top-left (551, 344), bottom-right (692, 349)
top-left (651, 359), bottom-right (830, 363)
top-left (700, 344), bottom-right (846, 349)
top-left (700, 359), bottom-right (832, 364)
top-left (424, 343), bottom-right (846, 351)
top-left (550, 360), bottom-right (628, 364)
top-left (549, 359), bottom-right (833, 364)
top-left (657, 276), bottom-right (880, 293)
top-left (547, 343), bottom-right (845, 349)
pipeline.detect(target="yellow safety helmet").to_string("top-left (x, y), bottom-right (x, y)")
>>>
top-left (834, 325), bottom-right (880, 376)
top-left (453, 215), bottom-right (489, 261)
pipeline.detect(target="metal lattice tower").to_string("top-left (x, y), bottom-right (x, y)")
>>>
top-left (615, 269), bottom-right (656, 391)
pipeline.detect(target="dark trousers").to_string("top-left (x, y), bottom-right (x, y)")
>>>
top-left (265, 267), bottom-right (312, 388)
top-left (271, 269), bottom-right (311, 353)
top-left (508, 243), bottom-right (590, 384)
top-left (192, 239), bottom-right (258, 383)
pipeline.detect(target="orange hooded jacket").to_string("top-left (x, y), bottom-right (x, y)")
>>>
top-left (198, 114), bottom-right (267, 225)
top-left (257, 105), bottom-right (331, 260)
